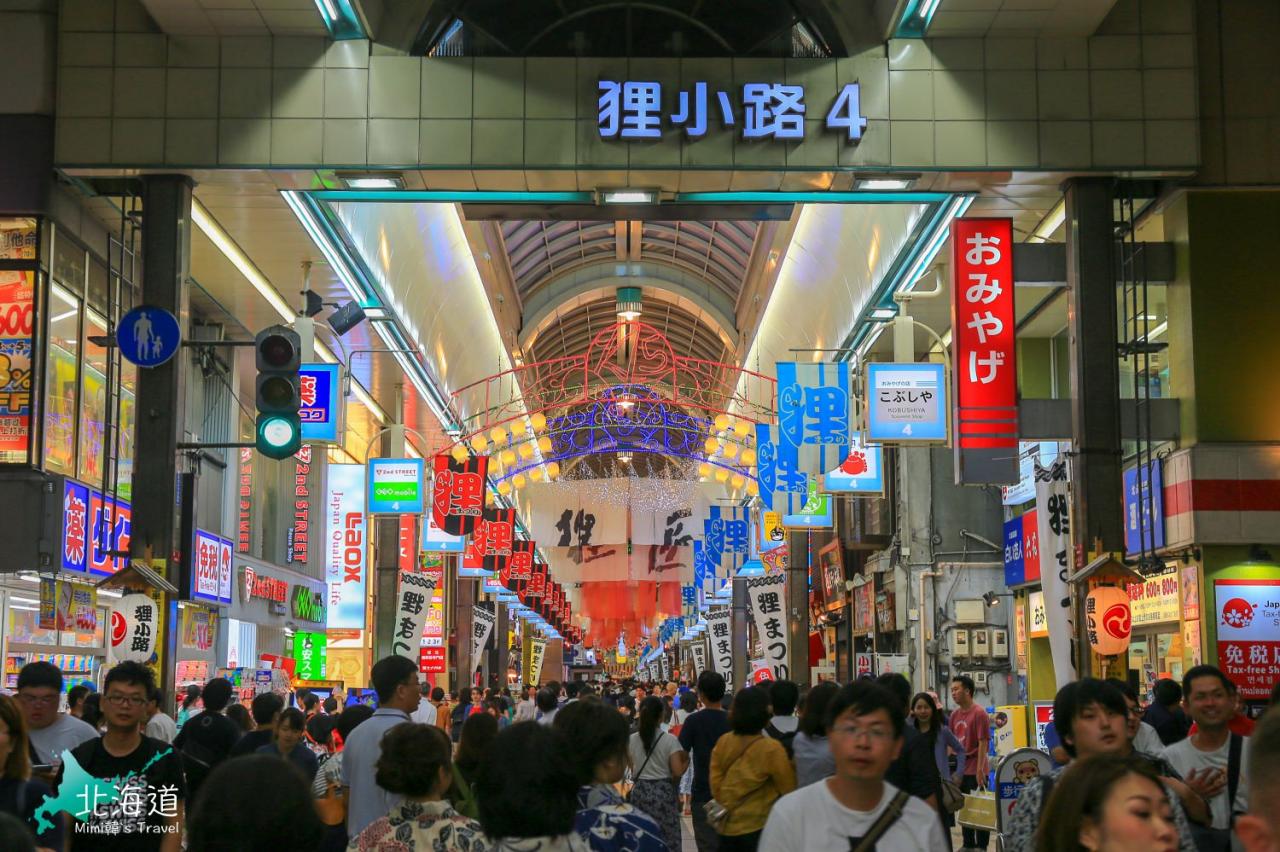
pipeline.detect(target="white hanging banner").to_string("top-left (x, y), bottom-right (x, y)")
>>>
top-left (525, 483), bottom-right (627, 546)
top-left (659, 651), bottom-right (670, 683)
top-left (1035, 457), bottom-right (1077, 689)
top-left (110, 593), bottom-right (159, 663)
top-left (392, 571), bottom-right (436, 660)
top-left (471, 604), bottom-right (496, 672)
top-left (746, 573), bottom-right (790, 680)
top-left (529, 637), bottom-right (547, 684)
top-left (692, 638), bottom-right (708, 677)
top-left (706, 608), bottom-right (733, 684)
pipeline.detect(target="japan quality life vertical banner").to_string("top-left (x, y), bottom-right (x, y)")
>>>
top-left (471, 604), bottom-right (496, 672)
top-left (706, 608), bottom-right (733, 683)
top-left (392, 571), bottom-right (436, 660)
top-left (1215, 578), bottom-right (1280, 699)
top-left (746, 573), bottom-right (790, 680)
top-left (325, 464), bottom-right (367, 629)
top-left (952, 217), bottom-right (1019, 485)
top-left (1035, 457), bottom-right (1077, 689)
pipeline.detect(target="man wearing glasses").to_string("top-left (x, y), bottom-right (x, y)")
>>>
top-left (54, 660), bottom-right (186, 851)
top-left (760, 681), bottom-right (947, 851)
top-left (16, 661), bottom-right (97, 772)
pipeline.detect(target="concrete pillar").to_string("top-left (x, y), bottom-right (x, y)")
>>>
top-left (786, 530), bottom-right (810, 685)
top-left (131, 175), bottom-right (193, 703)
top-left (495, 603), bottom-right (510, 689)
top-left (732, 578), bottom-right (749, 690)
top-left (372, 516), bottom-right (399, 663)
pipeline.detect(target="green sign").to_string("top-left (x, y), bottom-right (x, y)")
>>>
top-left (367, 458), bottom-right (425, 514)
top-left (292, 631), bottom-right (327, 680)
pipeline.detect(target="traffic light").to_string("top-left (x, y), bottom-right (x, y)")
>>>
top-left (254, 325), bottom-right (301, 460)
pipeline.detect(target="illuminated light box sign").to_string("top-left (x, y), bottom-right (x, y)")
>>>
top-left (598, 81), bottom-right (867, 142)
top-left (326, 464), bottom-right (367, 629)
top-left (865, 362), bottom-right (948, 444)
top-left (191, 529), bottom-right (234, 605)
top-left (61, 479), bottom-right (131, 576)
top-left (299, 363), bottom-right (341, 442)
top-left (367, 458), bottom-right (425, 515)
top-left (292, 632), bottom-right (327, 681)
top-left (823, 433), bottom-right (885, 495)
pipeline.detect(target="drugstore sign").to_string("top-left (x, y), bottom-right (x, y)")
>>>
top-left (61, 479), bottom-right (131, 576)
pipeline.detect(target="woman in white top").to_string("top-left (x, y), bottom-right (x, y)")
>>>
top-left (627, 695), bottom-right (689, 851)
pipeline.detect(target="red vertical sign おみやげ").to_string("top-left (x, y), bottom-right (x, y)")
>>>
top-left (951, 218), bottom-right (1018, 472)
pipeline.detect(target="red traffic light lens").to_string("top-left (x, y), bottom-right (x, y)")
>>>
top-left (259, 334), bottom-right (296, 368)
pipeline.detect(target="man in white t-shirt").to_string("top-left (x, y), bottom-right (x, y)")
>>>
top-left (760, 680), bottom-right (947, 851)
top-left (17, 661), bottom-right (97, 769)
top-left (411, 683), bottom-right (437, 726)
top-left (1164, 666), bottom-right (1250, 839)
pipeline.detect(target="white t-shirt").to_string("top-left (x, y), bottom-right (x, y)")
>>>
top-left (145, 711), bottom-right (178, 743)
top-left (1164, 734), bottom-right (1250, 830)
top-left (412, 700), bottom-right (438, 726)
top-left (1133, 720), bottom-right (1165, 757)
top-left (768, 715), bottom-right (799, 735)
top-left (28, 713), bottom-right (98, 764)
top-left (759, 778), bottom-right (947, 852)
top-left (628, 730), bottom-right (684, 781)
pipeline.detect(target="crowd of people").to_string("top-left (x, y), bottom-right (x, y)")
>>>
top-left (0, 655), bottom-right (1279, 851)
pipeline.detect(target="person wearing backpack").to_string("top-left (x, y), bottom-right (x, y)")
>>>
top-left (763, 680), bottom-right (799, 760)
top-left (172, 677), bottom-right (240, 800)
top-left (760, 681), bottom-right (945, 851)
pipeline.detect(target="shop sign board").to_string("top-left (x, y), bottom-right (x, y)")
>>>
top-left (1123, 459), bottom-right (1166, 556)
top-left (952, 217), bottom-right (1018, 484)
top-left (367, 458), bottom-right (424, 515)
top-left (236, 448), bottom-right (253, 553)
top-left (1033, 702), bottom-right (1056, 752)
top-left (298, 363), bottom-right (340, 442)
top-left (422, 510), bottom-right (465, 552)
top-left (191, 529), bottom-right (234, 605)
top-left (1214, 577), bottom-right (1280, 699)
top-left (0, 268), bottom-right (34, 464)
top-left (782, 479), bottom-right (833, 528)
top-left (1126, 565), bottom-right (1180, 626)
top-left (419, 646), bottom-right (445, 675)
top-left (38, 578), bottom-right (55, 629)
top-left (1014, 598), bottom-right (1028, 670)
top-left (422, 555), bottom-right (446, 649)
top-left (240, 565), bottom-right (287, 613)
top-left (290, 584), bottom-right (326, 625)
top-left (61, 478), bottom-right (131, 576)
top-left (1182, 564), bottom-right (1200, 621)
top-left (392, 571), bottom-right (436, 660)
top-left (853, 582), bottom-right (874, 634)
top-left (865, 362), bottom-right (948, 443)
top-left (181, 607), bottom-right (217, 651)
top-left (326, 464), bottom-right (367, 629)
top-left (292, 631), bottom-right (326, 680)
top-left (598, 80), bottom-right (868, 142)
top-left (1028, 591), bottom-right (1048, 638)
top-left (288, 446), bottom-right (313, 565)
top-left (823, 433), bottom-right (885, 495)
top-left (1004, 511), bottom-right (1041, 587)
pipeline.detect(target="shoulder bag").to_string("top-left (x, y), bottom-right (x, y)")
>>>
top-left (625, 733), bottom-right (662, 802)
top-left (849, 790), bottom-right (910, 852)
top-left (703, 737), bottom-right (768, 833)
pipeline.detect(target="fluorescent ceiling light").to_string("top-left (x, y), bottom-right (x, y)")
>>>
top-left (1029, 198), bottom-right (1066, 243)
top-left (919, 0), bottom-right (943, 20)
top-left (1146, 321), bottom-right (1168, 340)
top-left (339, 175), bottom-right (404, 191)
top-left (363, 307), bottom-right (389, 320)
top-left (318, 0), bottom-right (339, 21)
top-left (192, 199), bottom-right (295, 322)
top-left (50, 310), bottom-right (77, 323)
top-left (600, 189), bottom-right (657, 205)
top-left (856, 177), bottom-right (915, 191)
top-left (871, 308), bottom-right (896, 320)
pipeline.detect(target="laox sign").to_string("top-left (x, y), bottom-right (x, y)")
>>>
top-left (343, 512), bottom-right (363, 583)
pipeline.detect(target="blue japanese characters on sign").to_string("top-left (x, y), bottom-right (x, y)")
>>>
top-left (1123, 459), bottom-right (1165, 556)
top-left (298, 363), bottom-right (340, 442)
top-left (598, 81), bottom-right (867, 142)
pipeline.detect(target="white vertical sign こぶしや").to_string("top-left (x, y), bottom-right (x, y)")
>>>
top-left (706, 608), bottom-right (733, 684)
top-left (1035, 457), bottom-right (1077, 689)
top-left (392, 572), bottom-right (436, 660)
top-left (691, 639), bottom-right (708, 677)
top-left (471, 605), bottom-right (496, 673)
top-left (746, 573), bottom-right (790, 680)
top-left (529, 638), bottom-right (547, 685)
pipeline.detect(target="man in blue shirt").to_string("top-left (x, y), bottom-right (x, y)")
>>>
top-left (679, 671), bottom-right (730, 852)
top-left (341, 655), bottom-right (421, 835)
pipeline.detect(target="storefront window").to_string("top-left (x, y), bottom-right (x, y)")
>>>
top-left (79, 307), bottom-right (109, 483)
top-left (0, 218), bottom-right (37, 465)
top-left (44, 282), bottom-right (80, 475)
top-left (6, 603), bottom-right (56, 646)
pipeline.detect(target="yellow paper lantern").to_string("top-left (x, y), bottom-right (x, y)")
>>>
top-left (469, 434), bottom-right (489, 453)
top-left (489, 426), bottom-right (508, 445)
top-left (730, 473), bottom-right (746, 489)
top-left (741, 448), bottom-right (757, 466)
top-left (714, 468), bottom-right (729, 483)
top-left (497, 481), bottom-right (512, 496)
top-left (518, 443), bottom-right (535, 459)
top-left (511, 420), bottom-right (529, 437)
top-left (512, 473), bottom-right (527, 490)
top-left (723, 442), bottom-right (739, 459)
top-left (746, 480), bottom-right (759, 496)
top-left (537, 436), bottom-right (553, 454)
top-left (1085, 586), bottom-right (1133, 656)
top-left (530, 412), bottom-right (547, 432)
top-left (697, 462), bottom-right (712, 479)
top-left (704, 437), bottom-right (719, 455)
top-left (546, 461), bottom-right (560, 478)
top-left (732, 419), bottom-right (751, 438)
top-left (713, 414), bottom-right (731, 432)
top-left (450, 444), bottom-right (469, 463)
top-left (530, 467), bottom-right (544, 482)
top-left (499, 449), bottom-right (517, 467)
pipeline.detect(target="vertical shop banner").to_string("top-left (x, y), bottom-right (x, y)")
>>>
top-left (706, 608), bottom-right (733, 683)
top-left (1035, 458), bottom-right (1077, 688)
top-left (951, 217), bottom-right (1018, 484)
top-left (691, 639), bottom-right (708, 677)
top-left (397, 514), bottom-right (417, 573)
top-left (421, 554), bottom-right (446, 647)
top-left (298, 363), bottom-right (340, 442)
top-left (38, 578), bottom-right (56, 629)
top-left (1002, 510), bottom-right (1041, 586)
top-left (1123, 459), bottom-right (1166, 556)
top-left (0, 269), bottom-right (34, 464)
top-left (1215, 578), bottom-right (1280, 699)
top-left (529, 637), bottom-right (547, 684)
top-left (292, 632), bottom-right (327, 680)
top-left (325, 464), bottom-right (367, 629)
top-left (481, 508), bottom-right (516, 575)
top-left (746, 573), bottom-right (790, 680)
top-left (509, 540), bottom-right (535, 584)
top-left (191, 529), bottom-right (234, 605)
top-left (236, 448), bottom-right (253, 552)
top-left (775, 360), bottom-right (853, 479)
top-left (368, 458), bottom-right (425, 515)
top-left (431, 454), bottom-right (489, 535)
top-left (471, 605), bottom-right (496, 672)
top-left (392, 571), bottom-right (437, 659)
top-left (288, 446), bottom-right (313, 564)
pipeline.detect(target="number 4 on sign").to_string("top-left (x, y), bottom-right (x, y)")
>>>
top-left (902, 424), bottom-right (913, 436)
top-left (826, 83), bottom-right (868, 141)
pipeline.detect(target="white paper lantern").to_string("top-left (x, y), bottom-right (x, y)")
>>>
top-left (110, 593), bottom-right (159, 663)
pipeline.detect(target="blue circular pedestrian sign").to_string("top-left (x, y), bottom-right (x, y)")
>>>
top-left (118, 305), bottom-right (181, 367)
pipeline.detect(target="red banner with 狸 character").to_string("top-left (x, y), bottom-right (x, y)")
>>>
top-left (951, 217), bottom-right (1018, 485)
top-left (528, 562), bottom-right (546, 598)
top-left (510, 540), bottom-right (535, 584)
top-left (431, 454), bottom-right (488, 535)
top-left (481, 508), bottom-right (515, 575)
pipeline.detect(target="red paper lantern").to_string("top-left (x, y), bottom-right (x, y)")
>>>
top-left (1086, 586), bottom-right (1132, 656)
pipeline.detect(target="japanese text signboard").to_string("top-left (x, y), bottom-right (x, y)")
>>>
top-left (421, 554), bottom-right (446, 654)
top-left (292, 631), bottom-right (326, 680)
top-left (471, 605), bottom-right (496, 673)
top-left (707, 608), bottom-right (733, 684)
top-left (298, 363), bottom-right (340, 442)
top-left (368, 458), bottom-right (424, 515)
top-left (1003, 510), bottom-right (1040, 587)
top-left (1215, 577), bottom-right (1280, 699)
top-left (865, 363), bottom-right (948, 443)
top-left (431, 453), bottom-right (488, 536)
top-left (951, 217), bottom-right (1018, 484)
top-left (237, 448), bottom-right (253, 552)
top-left (1127, 565), bottom-right (1180, 626)
top-left (746, 574), bottom-right (790, 681)
top-left (1123, 459), bottom-right (1166, 556)
top-left (1036, 458), bottom-right (1077, 688)
top-left (325, 464), bottom-right (367, 629)
top-left (392, 571), bottom-right (437, 660)
top-left (61, 479), bottom-right (131, 576)
top-left (110, 593), bottom-right (159, 663)
top-left (191, 529), bottom-right (234, 605)
top-left (0, 267), bottom-right (34, 464)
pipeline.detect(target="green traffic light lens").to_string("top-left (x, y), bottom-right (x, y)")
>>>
top-left (259, 415), bottom-right (298, 448)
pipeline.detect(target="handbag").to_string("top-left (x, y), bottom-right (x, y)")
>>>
top-left (849, 790), bottom-right (910, 852)
top-left (703, 737), bottom-right (766, 833)
top-left (626, 734), bottom-right (661, 802)
top-left (939, 778), bottom-right (965, 813)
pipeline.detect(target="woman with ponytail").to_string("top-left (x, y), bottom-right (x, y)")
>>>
top-left (627, 695), bottom-right (689, 850)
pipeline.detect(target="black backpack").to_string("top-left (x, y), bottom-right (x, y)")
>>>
top-left (765, 722), bottom-right (797, 760)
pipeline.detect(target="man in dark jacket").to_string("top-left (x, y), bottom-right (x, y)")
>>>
top-left (876, 672), bottom-right (942, 812)
top-left (1143, 677), bottom-right (1192, 746)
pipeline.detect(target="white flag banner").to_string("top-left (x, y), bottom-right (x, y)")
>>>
top-left (529, 638), bottom-right (547, 684)
top-left (706, 608), bottom-right (733, 684)
top-left (392, 571), bottom-right (436, 660)
top-left (1035, 457), bottom-right (1077, 689)
top-left (692, 639), bottom-right (708, 678)
top-left (471, 605), bottom-right (496, 672)
top-left (525, 483), bottom-right (627, 546)
top-left (746, 573), bottom-right (790, 680)
top-left (659, 652), bottom-right (670, 683)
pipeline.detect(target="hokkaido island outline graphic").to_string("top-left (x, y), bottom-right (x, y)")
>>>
top-left (33, 746), bottom-right (174, 832)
